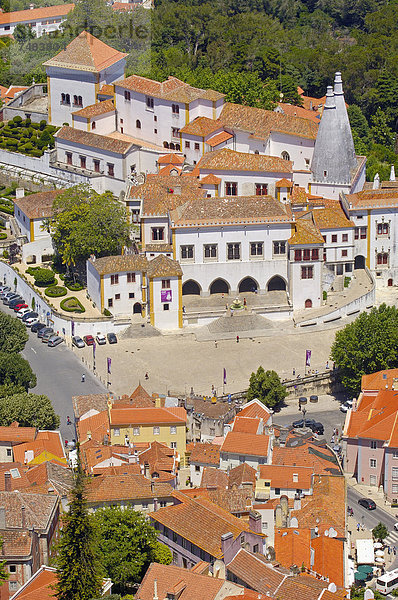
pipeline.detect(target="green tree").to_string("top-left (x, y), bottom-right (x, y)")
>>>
top-left (0, 538), bottom-right (8, 585)
top-left (0, 312), bottom-right (28, 354)
top-left (55, 464), bottom-right (103, 600)
top-left (91, 506), bottom-right (172, 595)
top-left (247, 366), bottom-right (287, 408)
top-left (51, 185), bottom-right (131, 269)
top-left (330, 304), bottom-right (398, 395)
top-left (370, 108), bottom-right (395, 149)
top-left (13, 24), bottom-right (35, 42)
top-left (372, 522), bottom-right (388, 541)
top-left (0, 392), bottom-right (59, 429)
top-left (0, 352), bottom-right (36, 391)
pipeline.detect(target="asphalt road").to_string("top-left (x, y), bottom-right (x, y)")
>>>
top-left (1, 303), bottom-right (106, 442)
top-left (273, 408), bottom-right (346, 443)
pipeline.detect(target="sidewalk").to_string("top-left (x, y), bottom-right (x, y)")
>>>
top-left (346, 475), bottom-right (398, 519)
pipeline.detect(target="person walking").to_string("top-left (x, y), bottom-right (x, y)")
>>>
top-left (236, 335), bottom-right (239, 343)
top-left (81, 374), bottom-right (85, 383)
top-left (67, 416), bottom-right (72, 426)
top-left (145, 372), bottom-right (149, 380)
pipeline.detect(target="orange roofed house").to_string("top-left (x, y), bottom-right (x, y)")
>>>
top-left (343, 369), bottom-right (398, 502)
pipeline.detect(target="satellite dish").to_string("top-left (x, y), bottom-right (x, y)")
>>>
top-left (324, 530), bottom-right (329, 536)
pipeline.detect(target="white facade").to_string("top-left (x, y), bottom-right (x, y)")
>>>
top-left (198, 169), bottom-right (292, 199)
top-left (149, 275), bottom-right (181, 330)
top-left (219, 451), bottom-right (270, 471)
top-left (288, 245), bottom-right (323, 310)
top-left (0, 7), bottom-right (72, 38)
top-left (86, 259), bottom-right (145, 315)
top-left (72, 110), bottom-right (116, 135)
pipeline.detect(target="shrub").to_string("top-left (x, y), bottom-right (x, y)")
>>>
top-left (0, 205), bottom-right (13, 214)
top-left (60, 296), bottom-right (85, 313)
top-left (65, 280), bottom-right (84, 291)
top-left (0, 232), bottom-right (6, 240)
top-left (26, 266), bottom-right (40, 276)
top-left (30, 149), bottom-right (42, 157)
top-left (33, 268), bottom-right (55, 287)
top-left (103, 308), bottom-right (112, 316)
top-left (45, 285), bottom-right (67, 297)
top-left (39, 120), bottom-right (47, 130)
top-left (344, 277), bottom-right (351, 288)
top-left (12, 116), bottom-right (22, 124)
top-left (323, 291), bottom-right (327, 301)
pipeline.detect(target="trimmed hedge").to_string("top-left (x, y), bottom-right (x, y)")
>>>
top-left (65, 280), bottom-right (84, 291)
top-left (33, 268), bottom-right (55, 287)
top-left (0, 232), bottom-right (6, 240)
top-left (45, 285), bottom-right (67, 297)
top-left (60, 297), bottom-right (85, 313)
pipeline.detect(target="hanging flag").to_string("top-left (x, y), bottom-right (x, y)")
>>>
top-left (223, 368), bottom-right (227, 385)
top-left (93, 341), bottom-right (96, 359)
top-left (107, 357), bottom-right (111, 374)
top-left (71, 321), bottom-right (75, 336)
top-left (306, 350), bottom-right (311, 367)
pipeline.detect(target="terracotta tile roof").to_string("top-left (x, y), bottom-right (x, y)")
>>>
top-left (310, 207), bottom-right (354, 230)
top-left (221, 432), bottom-right (270, 457)
top-left (277, 573), bottom-right (339, 600)
top-left (344, 389), bottom-right (398, 446)
top-left (272, 441), bottom-right (341, 476)
top-left (232, 416), bottom-right (261, 434)
top-left (135, 562), bottom-right (225, 600)
top-left (207, 130), bottom-right (234, 147)
top-left (92, 463), bottom-right (141, 477)
top-left (221, 102), bottom-right (318, 141)
top-left (72, 393), bottom-right (109, 419)
top-left (145, 244), bottom-right (173, 253)
top-left (110, 406), bottom-right (186, 426)
top-left (0, 85), bottom-right (28, 102)
top-left (185, 396), bottom-right (234, 419)
top-left (0, 3), bottom-right (74, 25)
top-left (200, 174), bottom-right (221, 185)
top-left (81, 443), bottom-right (137, 473)
top-left (361, 368), bottom-right (398, 391)
top-left (189, 443), bottom-right (220, 466)
top-left (14, 190), bottom-right (63, 220)
top-left (180, 117), bottom-right (223, 137)
top-left (0, 528), bottom-right (32, 557)
top-left (56, 125), bottom-right (133, 154)
top-left (201, 467), bottom-right (228, 488)
top-left (227, 548), bottom-right (287, 594)
top-left (13, 431), bottom-right (66, 466)
top-left (77, 410), bottom-right (109, 444)
top-left (197, 148), bottom-right (292, 173)
top-left (288, 219), bottom-right (324, 245)
top-left (88, 255), bottom-right (148, 276)
top-left (25, 462), bottom-right (73, 497)
top-left (147, 254), bottom-right (182, 278)
top-left (276, 103), bottom-right (321, 124)
top-left (345, 189), bottom-right (398, 210)
top-left (0, 463), bottom-right (30, 492)
top-left (311, 535), bottom-right (345, 586)
top-left (44, 30), bottom-right (127, 72)
top-left (98, 84), bottom-right (114, 96)
top-left (85, 472), bottom-right (173, 504)
top-left (172, 195), bottom-right (291, 228)
top-left (115, 74), bottom-right (224, 102)
top-left (228, 463), bottom-right (257, 488)
top-left (0, 426), bottom-right (36, 444)
top-left (10, 566), bottom-right (57, 600)
top-left (158, 153), bottom-right (184, 165)
top-left (181, 486), bottom-right (252, 514)
top-left (138, 441), bottom-right (176, 474)
top-left (149, 494), bottom-right (259, 559)
top-left (117, 385), bottom-right (155, 408)
top-left (0, 490), bottom-right (58, 530)
top-left (131, 175), bottom-right (205, 216)
top-left (237, 400), bottom-right (272, 422)
top-left (275, 527), bottom-right (311, 570)
top-left (72, 98), bottom-right (114, 119)
top-left (258, 465), bottom-right (313, 489)
top-left (158, 164), bottom-right (182, 176)
top-left (276, 178), bottom-right (294, 188)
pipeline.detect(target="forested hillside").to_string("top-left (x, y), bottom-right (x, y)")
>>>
top-left (0, 0), bottom-right (397, 178)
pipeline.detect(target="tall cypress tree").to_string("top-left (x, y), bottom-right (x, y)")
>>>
top-left (55, 460), bottom-right (103, 600)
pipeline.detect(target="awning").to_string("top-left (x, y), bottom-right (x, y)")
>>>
top-left (356, 539), bottom-right (375, 564)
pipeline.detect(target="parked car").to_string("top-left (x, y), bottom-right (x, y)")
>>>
top-left (22, 312), bottom-right (38, 323)
top-left (107, 332), bottom-right (117, 344)
top-left (4, 294), bottom-right (22, 305)
top-left (48, 335), bottom-right (63, 347)
top-left (96, 333), bottom-right (106, 345)
top-left (8, 297), bottom-right (24, 309)
top-left (311, 422), bottom-right (324, 435)
top-left (42, 329), bottom-right (55, 343)
top-left (38, 327), bottom-right (53, 339)
top-left (393, 523), bottom-right (398, 531)
top-left (358, 498), bottom-right (376, 510)
top-left (13, 303), bottom-right (28, 312)
top-left (25, 317), bottom-right (39, 328)
top-left (31, 322), bottom-right (46, 333)
top-left (340, 399), bottom-right (354, 413)
top-left (72, 336), bottom-right (85, 349)
top-left (17, 308), bottom-right (31, 319)
top-left (83, 335), bottom-right (95, 346)
top-left (0, 286), bottom-right (10, 293)
top-left (292, 418), bottom-right (316, 429)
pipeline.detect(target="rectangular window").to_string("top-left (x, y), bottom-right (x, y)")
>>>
top-left (225, 182), bottom-right (237, 196)
top-left (170, 441), bottom-right (177, 449)
top-left (153, 426), bottom-right (160, 435)
top-left (162, 279), bottom-right (171, 289)
top-left (91, 121), bottom-right (96, 130)
top-left (204, 244), bottom-right (217, 260)
top-left (253, 544), bottom-right (259, 553)
top-left (146, 96), bottom-right (154, 109)
top-left (331, 234), bottom-right (337, 243)
top-left (354, 227), bottom-right (359, 240)
top-left (79, 156), bottom-right (86, 169)
top-left (342, 249), bottom-right (348, 257)
top-left (370, 458), bottom-right (377, 468)
top-left (110, 274), bottom-right (119, 285)
top-left (303, 248), bottom-right (311, 261)
top-left (275, 488), bottom-right (281, 496)
top-left (133, 427), bottom-right (140, 436)
top-left (393, 467), bottom-right (398, 480)
top-left (393, 452), bottom-right (398, 459)
top-left (172, 104), bottom-right (179, 114)
top-left (9, 565), bottom-right (16, 573)
top-left (163, 303), bottom-right (169, 311)
top-left (115, 293), bottom-right (120, 300)
top-left (393, 484), bottom-right (398, 494)
top-left (194, 142), bottom-right (200, 151)
top-left (9, 582), bottom-right (17, 591)
top-left (129, 292), bottom-right (135, 299)
top-left (370, 440), bottom-right (377, 449)
top-left (294, 249), bottom-right (302, 262)
top-left (273, 241), bottom-right (286, 255)
top-left (377, 253), bottom-right (388, 265)
top-left (227, 243), bottom-right (240, 260)
top-left (124, 90), bottom-right (131, 101)
top-left (108, 298), bottom-right (113, 307)
top-left (342, 233), bottom-right (348, 242)
top-left (185, 141), bottom-right (190, 148)
top-left (6, 449), bottom-right (11, 457)
top-left (172, 127), bottom-right (180, 138)
top-left (114, 428), bottom-right (120, 436)
top-left (301, 266), bottom-right (313, 279)
top-left (195, 465), bottom-right (201, 472)
top-left (93, 159), bottom-right (100, 173)
top-left (66, 152), bottom-right (72, 165)
top-left (142, 502), bottom-right (148, 509)
top-left (170, 426), bottom-right (177, 434)
top-left (181, 245), bottom-right (194, 260)
top-left (151, 228), bottom-right (164, 241)
top-left (250, 242), bottom-right (263, 257)
top-left (107, 163), bottom-right (114, 177)
top-left (255, 183), bottom-right (268, 195)
top-left (127, 272), bottom-right (136, 283)
top-left (377, 223), bottom-right (389, 235)
top-left (311, 249), bottom-right (319, 260)
top-left (360, 227), bottom-right (367, 239)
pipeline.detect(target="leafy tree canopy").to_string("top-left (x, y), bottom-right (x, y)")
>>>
top-left (0, 392), bottom-right (59, 429)
top-left (372, 522), bottom-right (388, 541)
top-left (330, 304), bottom-right (398, 395)
top-left (247, 366), bottom-right (287, 408)
top-left (0, 312), bottom-right (28, 354)
top-left (91, 506), bottom-right (172, 594)
top-left (0, 352), bottom-right (36, 391)
top-left (51, 185), bottom-right (131, 268)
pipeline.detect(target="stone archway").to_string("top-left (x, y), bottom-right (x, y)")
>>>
top-left (209, 278), bottom-right (230, 295)
top-left (133, 302), bottom-right (142, 314)
top-left (182, 280), bottom-right (201, 295)
top-left (354, 255), bottom-right (366, 269)
top-left (267, 275), bottom-right (286, 291)
top-left (238, 277), bottom-right (258, 293)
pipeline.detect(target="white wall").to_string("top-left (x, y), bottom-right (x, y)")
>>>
top-left (288, 247), bottom-right (323, 309)
top-left (0, 15), bottom-right (67, 38)
top-left (199, 169), bottom-right (292, 199)
top-left (103, 270), bottom-right (144, 315)
top-left (150, 275), bottom-right (180, 329)
top-left (268, 132), bottom-right (314, 172)
top-left (143, 215), bottom-right (170, 248)
top-left (21, 237), bottom-right (54, 264)
top-left (86, 260), bottom-right (102, 311)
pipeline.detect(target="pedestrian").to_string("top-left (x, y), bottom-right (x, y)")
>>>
top-left (81, 374), bottom-right (85, 383)
top-left (145, 372), bottom-right (149, 380)
top-left (388, 546), bottom-right (391, 555)
top-left (293, 368), bottom-right (296, 376)
top-left (67, 416), bottom-right (72, 426)
top-left (215, 340), bottom-right (218, 348)
top-left (243, 297), bottom-right (247, 307)
top-left (236, 335), bottom-right (239, 343)
top-left (357, 523), bottom-right (360, 531)
top-left (226, 304), bottom-right (228, 310)
top-left (211, 384), bottom-right (215, 394)
top-left (394, 546), bottom-right (396, 556)
top-left (230, 308), bottom-right (233, 317)
top-left (333, 428), bottom-right (336, 436)
top-left (331, 435), bottom-right (335, 445)
top-left (182, 305), bottom-right (186, 314)
top-left (326, 361), bottom-right (329, 370)
top-left (64, 439), bottom-right (68, 448)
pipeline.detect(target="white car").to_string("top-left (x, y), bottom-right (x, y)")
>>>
top-left (394, 523), bottom-right (398, 531)
top-left (17, 308), bottom-right (31, 319)
top-left (24, 317), bottom-right (39, 328)
top-left (96, 333), bottom-right (106, 345)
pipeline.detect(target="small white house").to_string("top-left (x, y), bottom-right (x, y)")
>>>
top-left (147, 254), bottom-right (183, 330)
top-left (0, 4), bottom-right (74, 38)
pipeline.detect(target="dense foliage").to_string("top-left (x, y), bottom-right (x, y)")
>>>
top-left (0, 352), bottom-right (36, 391)
top-left (330, 304), bottom-right (398, 395)
top-left (247, 366), bottom-right (287, 408)
top-left (0, 312), bottom-right (28, 353)
top-left (0, 392), bottom-right (60, 429)
top-left (372, 522), bottom-right (388, 541)
top-left (0, 117), bottom-right (57, 158)
top-left (91, 506), bottom-right (172, 595)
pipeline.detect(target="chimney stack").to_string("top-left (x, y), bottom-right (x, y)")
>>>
top-left (249, 510), bottom-right (262, 534)
top-left (4, 473), bottom-right (11, 492)
top-left (0, 507), bottom-right (6, 529)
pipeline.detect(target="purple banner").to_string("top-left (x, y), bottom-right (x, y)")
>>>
top-left (223, 368), bottom-right (227, 385)
top-left (93, 341), bottom-right (96, 359)
top-left (107, 357), bottom-right (111, 375)
top-left (161, 289), bottom-right (172, 303)
top-left (306, 350), bottom-right (311, 367)
top-left (71, 321), bottom-right (75, 336)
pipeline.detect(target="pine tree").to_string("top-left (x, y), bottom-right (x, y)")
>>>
top-left (55, 460), bottom-right (103, 600)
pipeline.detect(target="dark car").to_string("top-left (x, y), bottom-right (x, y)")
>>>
top-left (107, 332), bottom-right (117, 344)
top-left (4, 294), bottom-right (22, 306)
top-left (22, 311), bottom-right (38, 323)
top-left (72, 336), bottom-right (85, 349)
top-left (358, 498), bottom-right (376, 510)
top-left (311, 422), bottom-right (324, 435)
top-left (13, 303), bottom-right (28, 312)
top-left (31, 322), bottom-right (46, 333)
top-left (8, 297), bottom-right (24, 309)
top-left (83, 335), bottom-right (95, 346)
top-left (38, 327), bottom-right (53, 339)
top-left (292, 418), bottom-right (316, 429)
